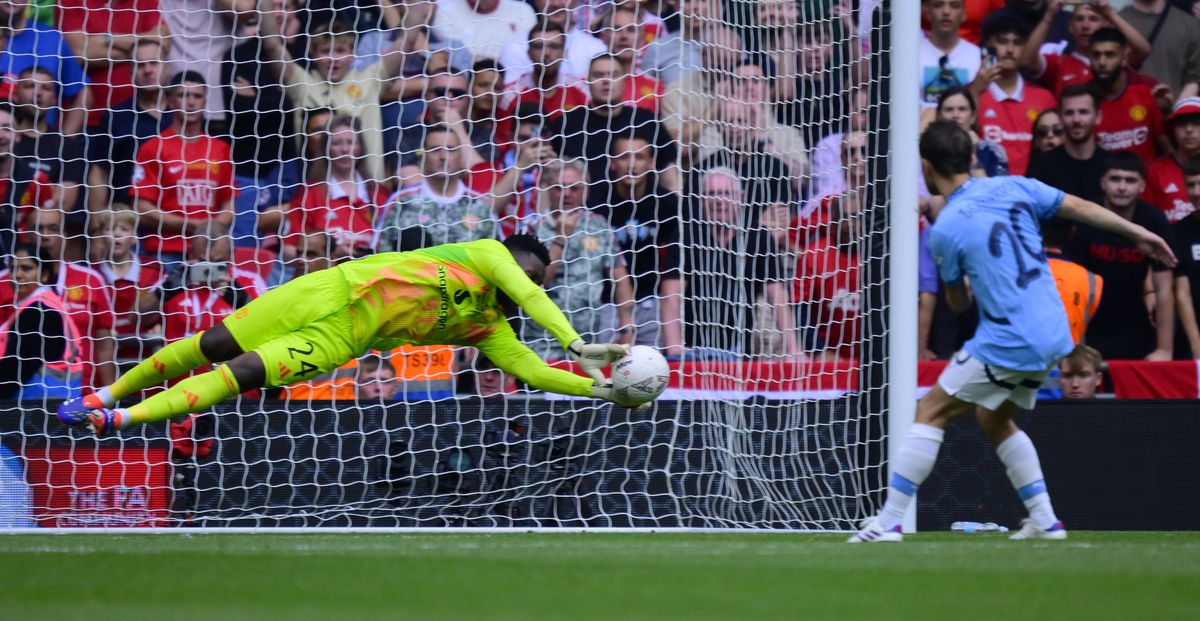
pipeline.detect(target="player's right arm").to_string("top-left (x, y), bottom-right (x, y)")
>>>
top-left (475, 324), bottom-right (636, 406)
top-left (1057, 194), bottom-right (1178, 268)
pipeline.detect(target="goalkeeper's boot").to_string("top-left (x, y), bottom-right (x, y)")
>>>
top-left (56, 393), bottom-right (108, 425)
top-left (85, 409), bottom-right (129, 437)
top-left (847, 517), bottom-right (903, 543)
top-left (1009, 518), bottom-right (1067, 540)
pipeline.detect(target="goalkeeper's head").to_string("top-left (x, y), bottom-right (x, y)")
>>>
top-left (503, 234), bottom-right (551, 285)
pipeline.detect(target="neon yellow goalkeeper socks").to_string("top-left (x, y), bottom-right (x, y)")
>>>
top-left (108, 333), bottom-right (210, 401)
top-left (127, 364), bottom-right (241, 426)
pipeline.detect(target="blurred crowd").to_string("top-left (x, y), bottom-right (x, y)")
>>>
top-left (0, 0), bottom-right (1197, 402)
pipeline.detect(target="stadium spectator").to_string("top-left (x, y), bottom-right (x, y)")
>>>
top-left (641, 0), bottom-right (719, 85)
top-left (161, 222), bottom-right (263, 341)
top-left (972, 11), bottom-right (1056, 175)
top-left (11, 66), bottom-right (86, 220)
top-left (596, 5), bottom-right (663, 115)
top-left (936, 86), bottom-right (1009, 177)
top-left (130, 71), bottom-right (236, 267)
top-left (810, 89), bottom-right (870, 205)
top-left (751, 0), bottom-right (805, 104)
top-left (298, 107), bottom-right (335, 180)
top-left (1043, 218), bottom-right (1103, 346)
top-left (1119, 0), bottom-right (1200, 101)
top-left (521, 159), bottom-right (634, 359)
top-left (917, 227), bottom-right (942, 361)
top-left (1087, 27), bottom-right (1167, 163)
top-left (926, 0), bottom-right (1005, 45)
top-left (696, 99), bottom-right (795, 218)
top-left (0, 102), bottom-right (47, 255)
top-left (1021, 0), bottom-right (1151, 98)
top-left (782, 18), bottom-right (853, 146)
top-left (918, 0), bottom-right (981, 109)
top-left (1058, 344), bottom-right (1105, 399)
top-left (285, 229), bottom-right (335, 280)
top-left (286, 115), bottom-right (387, 262)
top-left (588, 134), bottom-right (682, 356)
top-left (502, 0), bottom-right (605, 85)
top-left (397, 69), bottom-right (479, 184)
top-left (375, 126), bottom-right (498, 252)
top-left (467, 59), bottom-right (508, 164)
top-left (801, 131), bottom-right (868, 245)
top-left (474, 354), bottom-right (515, 399)
top-left (28, 207), bottom-right (116, 388)
top-left (159, 0), bottom-right (248, 120)
top-left (0, 0), bottom-right (90, 135)
top-left (1169, 156), bottom-right (1200, 357)
top-left (1004, 0), bottom-right (1070, 46)
top-left (1031, 108), bottom-right (1066, 153)
top-left (1145, 98), bottom-right (1200, 222)
top-left (0, 244), bottom-right (78, 399)
top-left (1066, 152), bottom-right (1176, 361)
top-left (433, 0), bottom-right (536, 71)
top-left (659, 23), bottom-right (742, 154)
top-left (222, 2), bottom-right (301, 248)
top-left (501, 20), bottom-right (589, 123)
top-left (796, 191), bottom-right (868, 361)
top-left (57, 0), bottom-right (165, 127)
top-left (88, 207), bottom-right (165, 361)
top-left (550, 54), bottom-right (678, 191)
top-left (87, 38), bottom-right (172, 214)
top-left (259, 3), bottom-right (411, 183)
top-left (1028, 85), bottom-right (1109, 203)
top-left (683, 167), bottom-right (796, 359)
top-left (353, 354), bottom-right (397, 401)
top-left (474, 104), bottom-right (558, 236)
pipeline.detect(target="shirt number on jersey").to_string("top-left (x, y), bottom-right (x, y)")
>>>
top-left (988, 203), bottom-right (1046, 289)
top-left (287, 341), bottom-right (319, 377)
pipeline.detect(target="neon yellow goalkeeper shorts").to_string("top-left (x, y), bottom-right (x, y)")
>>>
top-left (221, 268), bottom-right (368, 388)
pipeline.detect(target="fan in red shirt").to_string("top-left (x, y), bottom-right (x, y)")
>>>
top-left (1021, 2), bottom-right (1150, 97)
top-left (795, 193), bottom-right (862, 361)
top-left (1143, 98), bottom-right (1200, 222)
top-left (285, 115), bottom-right (387, 261)
top-left (500, 20), bottom-right (588, 123)
top-left (56, 0), bottom-right (163, 127)
top-left (597, 5), bottom-right (664, 114)
top-left (163, 224), bottom-right (265, 342)
top-left (975, 12), bottom-right (1057, 176)
top-left (88, 208), bottom-right (165, 360)
top-left (1088, 27), bottom-right (1166, 163)
top-left (129, 71), bottom-right (235, 261)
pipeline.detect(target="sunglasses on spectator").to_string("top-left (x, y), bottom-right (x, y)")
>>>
top-left (431, 87), bottom-right (468, 98)
top-left (1035, 125), bottom-right (1064, 137)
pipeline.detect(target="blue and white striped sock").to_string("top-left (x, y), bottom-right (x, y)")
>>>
top-left (877, 423), bottom-right (944, 531)
top-left (998, 431), bottom-right (1059, 529)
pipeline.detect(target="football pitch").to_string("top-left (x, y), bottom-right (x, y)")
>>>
top-left (2, 532), bottom-right (1197, 620)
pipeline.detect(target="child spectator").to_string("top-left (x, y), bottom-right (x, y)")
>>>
top-left (89, 207), bottom-right (165, 361)
top-left (1145, 98), bottom-right (1200, 222)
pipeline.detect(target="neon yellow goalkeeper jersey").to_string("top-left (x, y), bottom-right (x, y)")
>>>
top-left (336, 239), bottom-right (593, 396)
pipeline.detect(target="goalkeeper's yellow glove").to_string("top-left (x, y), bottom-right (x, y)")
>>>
top-left (589, 381), bottom-right (652, 411)
top-left (567, 339), bottom-right (628, 384)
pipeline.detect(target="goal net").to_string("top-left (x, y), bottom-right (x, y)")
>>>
top-left (0, 0), bottom-right (894, 529)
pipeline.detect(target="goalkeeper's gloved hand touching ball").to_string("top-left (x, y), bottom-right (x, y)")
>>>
top-left (567, 340), bottom-right (650, 411)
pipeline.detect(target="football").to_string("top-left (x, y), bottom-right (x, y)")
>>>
top-left (610, 346), bottom-right (671, 405)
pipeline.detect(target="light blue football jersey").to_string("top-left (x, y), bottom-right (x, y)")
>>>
top-left (929, 177), bottom-right (1074, 371)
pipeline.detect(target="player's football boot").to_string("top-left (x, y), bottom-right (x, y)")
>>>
top-left (847, 517), bottom-right (903, 543)
top-left (85, 409), bottom-right (126, 437)
top-left (1009, 518), bottom-right (1067, 540)
top-left (56, 393), bottom-right (107, 425)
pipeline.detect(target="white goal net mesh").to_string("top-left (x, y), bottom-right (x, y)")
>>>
top-left (0, 0), bottom-right (891, 529)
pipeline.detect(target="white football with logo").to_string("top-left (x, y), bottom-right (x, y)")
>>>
top-left (610, 346), bottom-right (670, 405)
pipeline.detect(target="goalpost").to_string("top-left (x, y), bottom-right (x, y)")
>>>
top-left (0, 0), bottom-right (917, 531)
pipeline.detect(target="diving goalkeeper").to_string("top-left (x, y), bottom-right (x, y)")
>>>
top-left (56, 236), bottom-right (638, 435)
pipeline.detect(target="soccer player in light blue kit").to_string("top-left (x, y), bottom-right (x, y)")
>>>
top-left (851, 121), bottom-right (1177, 542)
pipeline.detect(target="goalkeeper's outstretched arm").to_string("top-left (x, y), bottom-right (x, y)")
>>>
top-left (475, 327), bottom-right (638, 406)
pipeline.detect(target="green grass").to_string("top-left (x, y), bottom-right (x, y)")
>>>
top-left (1, 532), bottom-right (1198, 620)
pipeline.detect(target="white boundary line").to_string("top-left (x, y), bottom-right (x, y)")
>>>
top-left (1, 527), bottom-right (853, 535)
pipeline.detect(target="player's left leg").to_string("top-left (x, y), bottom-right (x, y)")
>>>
top-left (848, 383), bottom-right (974, 542)
top-left (86, 310), bottom-right (362, 435)
top-left (976, 396), bottom-right (1066, 540)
